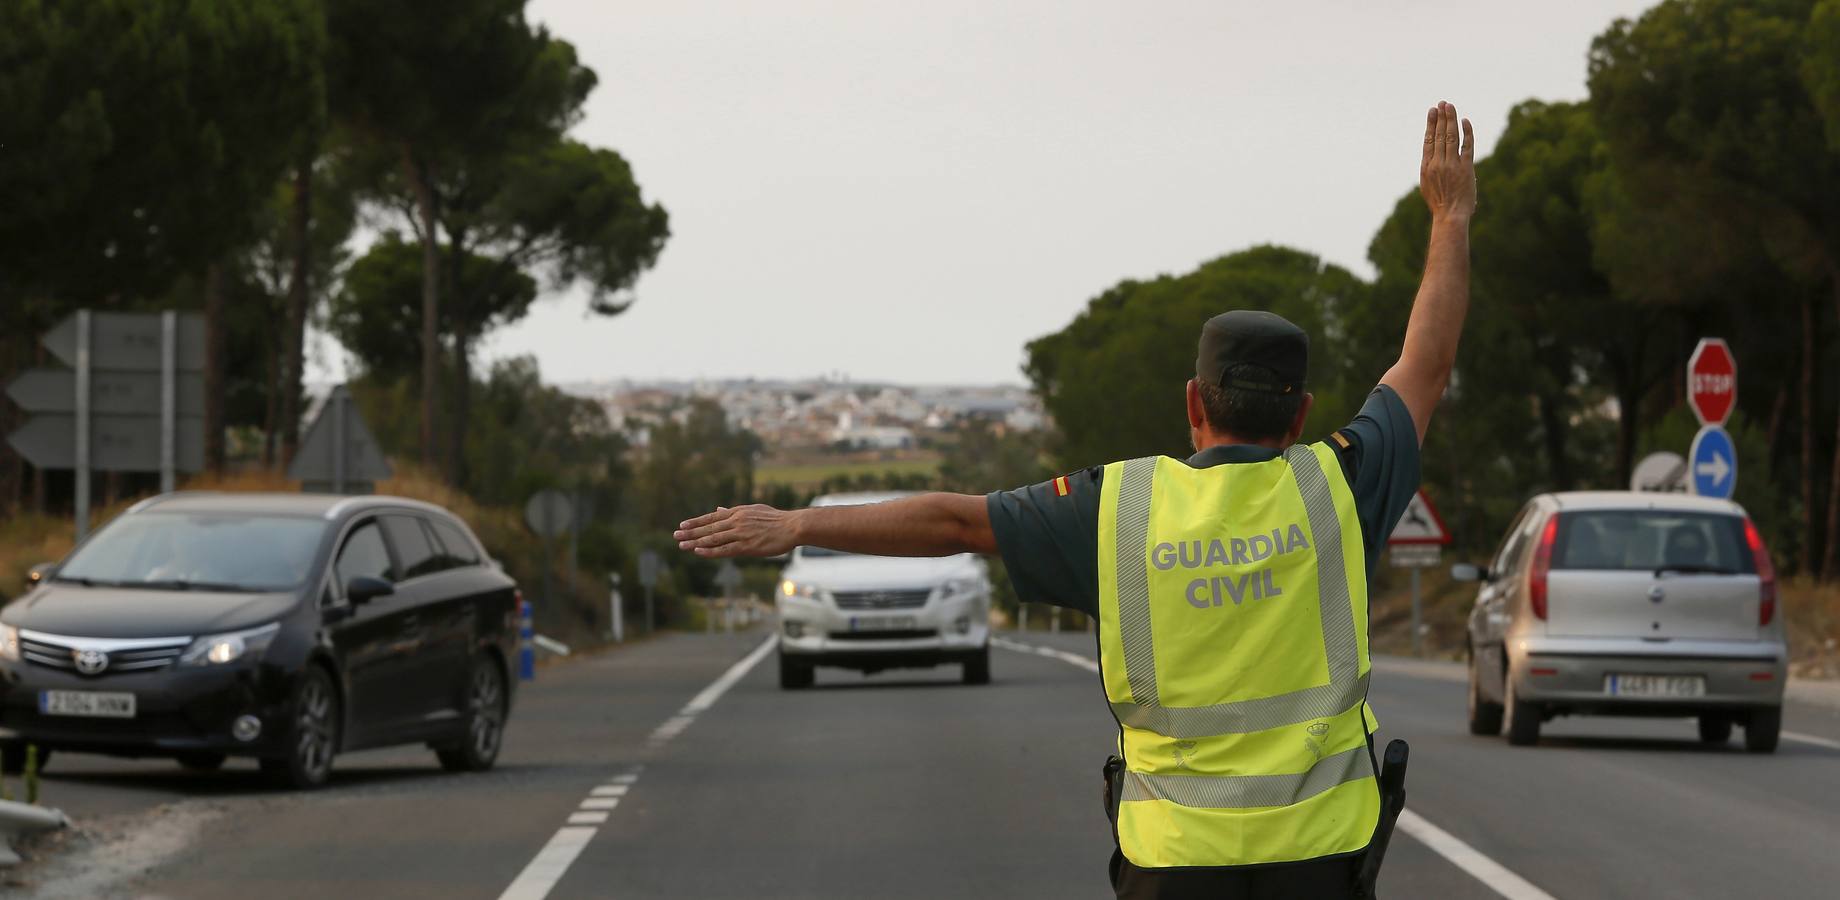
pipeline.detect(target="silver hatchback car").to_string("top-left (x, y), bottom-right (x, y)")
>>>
top-left (1457, 491), bottom-right (1785, 752)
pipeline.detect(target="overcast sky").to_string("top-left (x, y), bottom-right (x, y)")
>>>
top-left (309, 0), bottom-right (1656, 387)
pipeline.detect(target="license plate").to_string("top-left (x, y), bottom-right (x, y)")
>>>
top-left (40, 690), bottom-right (137, 718)
top-left (1604, 674), bottom-right (1705, 698)
top-left (848, 615), bottom-right (916, 633)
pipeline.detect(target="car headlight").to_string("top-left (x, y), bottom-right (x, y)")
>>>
top-left (180, 623), bottom-right (281, 667)
top-left (942, 577), bottom-right (984, 598)
top-left (0, 625), bottom-right (17, 662)
top-left (779, 580), bottom-right (823, 602)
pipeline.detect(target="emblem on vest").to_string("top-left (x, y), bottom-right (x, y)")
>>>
top-left (1150, 525), bottom-right (1311, 609)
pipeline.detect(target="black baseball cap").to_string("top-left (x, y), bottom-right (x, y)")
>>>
top-left (1196, 310), bottom-right (1308, 395)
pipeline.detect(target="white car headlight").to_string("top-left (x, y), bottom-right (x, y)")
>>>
top-left (942, 577), bottom-right (985, 598)
top-left (0, 625), bottom-right (18, 662)
top-left (180, 623), bottom-right (281, 667)
top-left (779, 580), bottom-right (823, 602)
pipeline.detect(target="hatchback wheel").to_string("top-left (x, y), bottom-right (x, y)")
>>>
top-left (1466, 648), bottom-right (1503, 736)
top-left (1697, 715), bottom-right (1733, 745)
top-left (262, 665), bottom-right (340, 789)
top-left (1744, 707), bottom-right (1781, 754)
top-left (437, 655), bottom-right (508, 772)
top-left (1503, 676), bottom-right (1541, 747)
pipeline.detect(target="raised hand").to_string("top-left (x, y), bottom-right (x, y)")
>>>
top-left (1420, 101), bottom-right (1476, 222)
top-left (674, 505), bottom-right (800, 558)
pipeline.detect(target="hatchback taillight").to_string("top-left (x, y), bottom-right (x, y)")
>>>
top-left (1744, 519), bottom-right (1776, 627)
top-left (1528, 515), bottom-right (1559, 620)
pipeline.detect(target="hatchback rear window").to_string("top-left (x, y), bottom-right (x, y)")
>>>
top-left (1551, 510), bottom-right (1754, 574)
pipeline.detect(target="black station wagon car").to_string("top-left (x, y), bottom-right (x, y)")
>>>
top-left (0, 492), bottom-right (520, 788)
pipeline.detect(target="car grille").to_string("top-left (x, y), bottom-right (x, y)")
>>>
top-left (20, 634), bottom-right (191, 675)
top-left (832, 589), bottom-right (931, 610)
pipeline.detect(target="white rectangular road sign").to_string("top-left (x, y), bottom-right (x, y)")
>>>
top-left (1390, 544), bottom-right (1442, 568)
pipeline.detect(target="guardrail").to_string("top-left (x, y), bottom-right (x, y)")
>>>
top-left (0, 799), bottom-right (66, 866)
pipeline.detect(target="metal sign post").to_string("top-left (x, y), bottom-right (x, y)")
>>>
top-left (1388, 491), bottom-right (1452, 656)
top-left (638, 549), bottom-right (661, 635)
top-left (159, 311), bottom-right (176, 494)
top-left (609, 573), bottom-right (625, 643)
top-left (74, 311), bottom-right (90, 540)
top-left (524, 489), bottom-right (575, 617)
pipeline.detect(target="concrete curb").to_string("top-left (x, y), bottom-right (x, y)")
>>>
top-left (0, 798), bottom-right (67, 866)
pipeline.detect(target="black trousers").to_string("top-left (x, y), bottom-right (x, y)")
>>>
top-left (1109, 849), bottom-right (1363, 899)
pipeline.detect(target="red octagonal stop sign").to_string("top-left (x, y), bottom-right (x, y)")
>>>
top-left (1688, 338), bottom-right (1736, 426)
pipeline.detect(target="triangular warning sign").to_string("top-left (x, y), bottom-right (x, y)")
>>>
top-left (287, 385), bottom-right (392, 492)
top-left (1388, 490), bottom-right (1450, 545)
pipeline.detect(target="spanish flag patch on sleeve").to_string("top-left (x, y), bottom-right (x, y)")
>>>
top-left (1053, 475), bottom-right (1071, 497)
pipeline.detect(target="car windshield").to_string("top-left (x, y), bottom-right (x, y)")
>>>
top-left (797, 546), bottom-right (857, 559)
top-left (1552, 510), bottom-right (1754, 574)
top-left (55, 512), bottom-right (329, 592)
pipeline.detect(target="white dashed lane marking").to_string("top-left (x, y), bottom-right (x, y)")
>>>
top-left (497, 635), bottom-right (778, 900)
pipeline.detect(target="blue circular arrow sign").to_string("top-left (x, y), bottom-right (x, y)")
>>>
top-left (1689, 425), bottom-right (1737, 500)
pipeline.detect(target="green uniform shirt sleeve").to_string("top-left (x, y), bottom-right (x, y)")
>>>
top-left (1335, 385), bottom-right (1423, 577)
top-left (984, 467), bottom-right (1103, 618)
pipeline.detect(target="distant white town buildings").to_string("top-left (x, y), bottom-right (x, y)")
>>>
top-left (560, 377), bottom-right (1045, 452)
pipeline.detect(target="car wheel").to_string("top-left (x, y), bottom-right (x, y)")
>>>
top-left (962, 645), bottom-right (991, 686)
top-left (1744, 707), bottom-right (1781, 754)
top-left (1466, 648), bottom-right (1503, 736)
top-left (1697, 715), bottom-right (1733, 745)
top-left (177, 752), bottom-right (227, 771)
top-left (0, 742), bottom-right (49, 775)
top-left (437, 655), bottom-right (509, 773)
top-left (1503, 675), bottom-right (1541, 747)
top-left (262, 665), bottom-right (340, 789)
top-left (778, 651), bottom-right (814, 690)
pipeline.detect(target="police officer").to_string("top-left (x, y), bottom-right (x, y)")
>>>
top-left (675, 100), bottom-right (1476, 899)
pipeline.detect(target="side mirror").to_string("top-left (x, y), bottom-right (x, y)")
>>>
top-left (345, 576), bottom-right (395, 605)
top-left (26, 563), bottom-right (57, 587)
top-left (1450, 563), bottom-right (1488, 583)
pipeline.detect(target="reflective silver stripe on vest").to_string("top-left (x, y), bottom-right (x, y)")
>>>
top-left (1107, 446), bottom-right (1367, 738)
top-left (1120, 745), bottom-right (1371, 809)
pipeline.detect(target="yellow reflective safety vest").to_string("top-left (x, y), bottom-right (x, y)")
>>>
top-left (1098, 443), bottom-right (1379, 869)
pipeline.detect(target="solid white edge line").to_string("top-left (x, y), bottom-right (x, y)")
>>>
top-left (497, 826), bottom-right (598, 900)
top-left (992, 635), bottom-right (1099, 673)
top-left (1395, 810), bottom-right (1556, 900)
top-left (682, 635), bottom-right (779, 715)
top-left (997, 635), bottom-right (1558, 900)
top-left (1784, 730), bottom-right (1840, 750)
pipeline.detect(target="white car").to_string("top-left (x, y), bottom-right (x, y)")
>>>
top-left (775, 492), bottom-right (993, 689)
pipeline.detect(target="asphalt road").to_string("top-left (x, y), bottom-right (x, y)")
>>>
top-left (8, 626), bottom-right (1840, 898)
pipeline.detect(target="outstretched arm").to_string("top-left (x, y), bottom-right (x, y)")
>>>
top-left (675, 493), bottom-right (996, 559)
top-left (1381, 100), bottom-right (1476, 446)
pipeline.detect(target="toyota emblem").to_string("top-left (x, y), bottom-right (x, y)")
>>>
top-left (73, 648), bottom-right (110, 675)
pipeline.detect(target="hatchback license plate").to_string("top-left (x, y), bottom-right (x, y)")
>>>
top-left (40, 690), bottom-right (136, 718)
top-left (849, 615), bottom-right (916, 633)
top-left (1604, 674), bottom-right (1705, 698)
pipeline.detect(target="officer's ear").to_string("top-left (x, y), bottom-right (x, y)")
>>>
top-left (1185, 379), bottom-right (1207, 431)
top-left (1285, 392), bottom-right (1315, 445)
